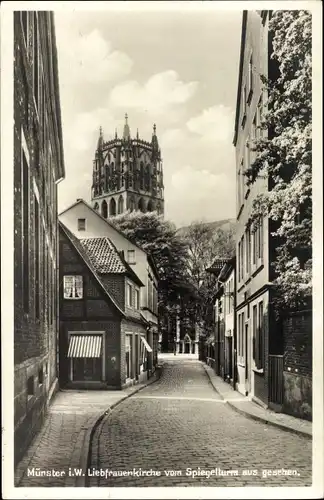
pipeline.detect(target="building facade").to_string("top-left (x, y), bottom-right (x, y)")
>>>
top-left (233, 11), bottom-right (281, 406)
top-left (59, 223), bottom-right (157, 389)
top-left (14, 11), bottom-right (65, 464)
top-left (58, 198), bottom-right (159, 350)
top-left (91, 115), bottom-right (164, 217)
top-left (204, 258), bottom-right (236, 385)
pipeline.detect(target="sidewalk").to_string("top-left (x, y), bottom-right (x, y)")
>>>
top-left (203, 363), bottom-right (312, 439)
top-left (15, 369), bottom-right (160, 487)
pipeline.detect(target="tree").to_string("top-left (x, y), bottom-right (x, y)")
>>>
top-left (184, 221), bottom-right (236, 336)
top-left (110, 210), bottom-right (193, 350)
top-left (245, 10), bottom-right (312, 312)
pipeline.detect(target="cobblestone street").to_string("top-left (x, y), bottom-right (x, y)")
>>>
top-left (89, 358), bottom-right (312, 487)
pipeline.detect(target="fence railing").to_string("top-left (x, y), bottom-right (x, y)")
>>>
top-left (269, 354), bottom-right (284, 405)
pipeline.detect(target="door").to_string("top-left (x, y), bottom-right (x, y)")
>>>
top-left (245, 322), bottom-right (251, 395)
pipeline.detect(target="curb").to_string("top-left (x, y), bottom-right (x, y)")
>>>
top-left (202, 363), bottom-right (312, 440)
top-left (79, 366), bottom-right (162, 487)
top-left (226, 400), bottom-right (312, 440)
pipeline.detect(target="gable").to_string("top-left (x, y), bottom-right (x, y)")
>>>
top-left (59, 201), bottom-right (145, 258)
top-left (59, 225), bottom-right (125, 318)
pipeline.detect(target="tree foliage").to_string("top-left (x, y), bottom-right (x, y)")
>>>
top-left (184, 221), bottom-right (236, 334)
top-left (245, 10), bottom-right (312, 312)
top-left (110, 210), bottom-right (192, 312)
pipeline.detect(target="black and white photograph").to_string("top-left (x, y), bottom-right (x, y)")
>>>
top-left (1, 1), bottom-right (323, 498)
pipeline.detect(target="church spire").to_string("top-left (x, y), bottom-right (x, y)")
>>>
top-left (152, 123), bottom-right (159, 150)
top-left (97, 126), bottom-right (104, 150)
top-left (115, 128), bottom-right (118, 139)
top-left (123, 113), bottom-right (131, 140)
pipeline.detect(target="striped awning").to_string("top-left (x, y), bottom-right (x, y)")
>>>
top-left (140, 336), bottom-right (153, 353)
top-left (67, 335), bottom-right (102, 358)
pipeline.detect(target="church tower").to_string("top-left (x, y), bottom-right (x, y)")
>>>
top-left (91, 114), bottom-right (164, 218)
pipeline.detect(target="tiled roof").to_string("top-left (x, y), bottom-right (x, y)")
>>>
top-left (80, 237), bottom-right (126, 274)
top-left (59, 222), bottom-right (125, 317)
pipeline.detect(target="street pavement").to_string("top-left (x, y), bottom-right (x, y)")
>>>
top-left (15, 376), bottom-right (159, 487)
top-left (89, 357), bottom-right (312, 487)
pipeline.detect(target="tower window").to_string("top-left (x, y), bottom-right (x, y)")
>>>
top-left (78, 218), bottom-right (86, 231)
top-left (27, 376), bottom-right (34, 396)
top-left (38, 367), bottom-right (44, 385)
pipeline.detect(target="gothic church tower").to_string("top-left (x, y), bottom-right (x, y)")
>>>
top-left (91, 114), bottom-right (164, 218)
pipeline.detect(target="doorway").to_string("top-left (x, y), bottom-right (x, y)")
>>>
top-left (245, 322), bottom-right (250, 395)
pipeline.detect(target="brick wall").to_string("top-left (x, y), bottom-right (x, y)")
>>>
top-left (100, 274), bottom-right (125, 310)
top-left (14, 12), bottom-right (63, 465)
top-left (282, 309), bottom-right (312, 420)
top-left (283, 310), bottom-right (312, 378)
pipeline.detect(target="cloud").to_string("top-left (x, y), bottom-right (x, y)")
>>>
top-left (66, 108), bottom-right (117, 152)
top-left (187, 104), bottom-right (234, 143)
top-left (56, 26), bottom-right (133, 86)
top-left (166, 165), bottom-right (236, 225)
top-left (109, 70), bottom-right (198, 115)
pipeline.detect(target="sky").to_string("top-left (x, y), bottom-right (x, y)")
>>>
top-left (55, 7), bottom-right (242, 227)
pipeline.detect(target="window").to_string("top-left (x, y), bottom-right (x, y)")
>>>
top-left (77, 218), bottom-right (86, 231)
top-left (33, 12), bottom-right (39, 110)
top-left (135, 289), bottom-right (140, 310)
top-left (68, 333), bottom-right (103, 381)
top-left (252, 227), bottom-right (257, 266)
top-left (73, 358), bottom-right (102, 382)
top-left (259, 217), bottom-right (264, 263)
top-left (238, 312), bottom-right (245, 364)
top-left (21, 12), bottom-right (28, 46)
top-left (248, 54), bottom-right (253, 102)
top-left (34, 195), bottom-right (40, 319)
top-left (253, 301), bottom-right (264, 370)
top-left (253, 217), bottom-right (264, 265)
top-left (245, 228), bottom-right (251, 277)
top-left (256, 95), bottom-right (263, 139)
top-left (127, 283), bottom-right (133, 307)
top-left (148, 277), bottom-right (153, 311)
top-left (251, 115), bottom-right (257, 163)
top-left (127, 249), bottom-right (136, 264)
top-left (27, 376), bottom-right (34, 396)
top-left (153, 286), bottom-right (158, 315)
top-left (257, 301), bottom-right (264, 370)
top-left (22, 147), bottom-right (30, 313)
top-left (241, 85), bottom-right (247, 126)
top-left (63, 275), bottom-right (83, 299)
top-left (242, 312), bottom-right (245, 363)
top-left (125, 335), bottom-right (132, 379)
top-left (48, 257), bottom-right (52, 325)
top-left (252, 304), bottom-right (258, 363)
top-left (241, 235), bottom-right (245, 281)
top-left (38, 367), bottom-right (43, 385)
top-left (244, 141), bottom-right (250, 198)
top-left (238, 241), bottom-right (241, 282)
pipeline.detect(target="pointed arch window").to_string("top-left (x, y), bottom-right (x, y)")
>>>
top-left (118, 195), bottom-right (124, 214)
top-left (101, 200), bottom-right (108, 219)
top-left (140, 162), bottom-right (144, 190)
top-left (145, 165), bottom-right (151, 191)
top-left (110, 198), bottom-right (117, 216)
